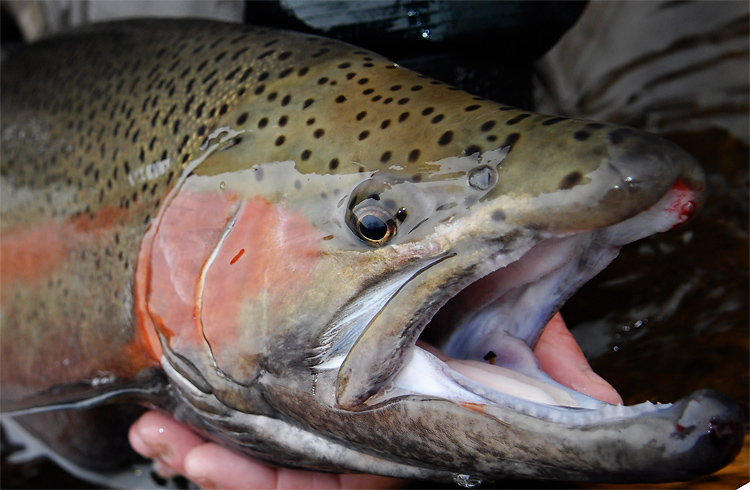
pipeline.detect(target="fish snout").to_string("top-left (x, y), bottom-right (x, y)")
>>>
top-left (490, 124), bottom-right (706, 234)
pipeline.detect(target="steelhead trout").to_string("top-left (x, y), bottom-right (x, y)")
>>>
top-left (1, 19), bottom-right (744, 486)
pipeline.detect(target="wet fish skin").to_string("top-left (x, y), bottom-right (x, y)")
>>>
top-left (1, 19), bottom-right (742, 485)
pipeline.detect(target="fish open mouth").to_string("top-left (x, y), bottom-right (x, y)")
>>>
top-left (332, 179), bottom-right (700, 421)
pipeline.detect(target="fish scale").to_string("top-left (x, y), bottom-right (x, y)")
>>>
top-left (2, 18), bottom-right (742, 487)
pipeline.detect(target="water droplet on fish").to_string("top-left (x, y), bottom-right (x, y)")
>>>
top-left (219, 181), bottom-right (226, 190)
top-left (453, 473), bottom-right (482, 488)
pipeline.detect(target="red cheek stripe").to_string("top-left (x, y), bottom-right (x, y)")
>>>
top-left (230, 248), bottom-right (245, 264)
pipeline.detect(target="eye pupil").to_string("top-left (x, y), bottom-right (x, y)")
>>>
top-left (358, 214), bottom-right (388, 241)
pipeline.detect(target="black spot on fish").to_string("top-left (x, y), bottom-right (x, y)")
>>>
top-left (275, 135), bottom-right (286, 146)
top-left (559, 171), bottom-right (583, 190)
top-left (279, 115), bottom-right (288, 127)
top-left (398, 112), bottom-right (409, 122)
top-left (279, 67), bottom-right (294, 78)
top-left (358, 131), bottom-right (370, 141)
top-left (356, 111), bottom-right (367, 121)
top-left (258, 117), bottom-right (268, 129)
top-left (225, 67), bottom-right (241, 81)
top-left (586, 122), bottom-right (605, 129)
top-left (438, 131), bottom-right (453, 146)
top-left (237, 113), bottom-right (248, 125)
top-left (380, 120), bottom-right (391, 129)
top-left (238, 67), bottom-right (253, 82)
top-left (408, 149), bottom-right (421, 162)
top-left (397, 98), bottom-right (409, 105)
top-left (503, 132), bottom-right (521, 146)
top-left (465, 104), bottom-right (481, 112)
top-left (281, 95), bottom-right (292, 106)
top-left (380, 151), bottom-right (392, 163)
top-left (329, 158), bottom-right (339, 170)
top-left (202, 69), bottom-right (218, 84)
top-left (506, 113), bottom-right (531, 125)
top-left (465, 145), bottom-right (481, 155)
top-left (303, 98), bottom-right (315, 109)
top-left (314, 128), bottom-right (325, 138)
top-left (573, 130), bottom-right (590, 141)
top-left (301, 150), bottom-right (312, 161)
top-left (431, 114), bottom-right (444, 124)
top-left (542, 117), bottom-right (566, 126)
top-left (480, 120), bottom-right (496, 132)
top-left (231, 47), bottom-right (248, 61)
top-left (422, 107), bottom-right (434, 116)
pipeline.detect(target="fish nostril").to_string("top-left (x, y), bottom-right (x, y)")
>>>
top-left (468, 166), bottom-right (496, 191)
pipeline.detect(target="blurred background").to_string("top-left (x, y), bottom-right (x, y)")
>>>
top-left (1, 1), bottom-right (747, 488)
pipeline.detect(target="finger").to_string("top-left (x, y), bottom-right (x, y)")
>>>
top-left (534, 313), bottom-right (623, 405)
top-left (129, 410), bottom-right (205, 477)
top-left (183, 442), bottom-right (406, 490)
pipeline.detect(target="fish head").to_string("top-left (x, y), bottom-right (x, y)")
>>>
top-left (135, 47), bottom-right (741, 483)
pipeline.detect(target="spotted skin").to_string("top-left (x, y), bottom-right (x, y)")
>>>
top-left (1, 20), bottom-right (627, 401)
top-left (2, 19), bottom-right (732, 484)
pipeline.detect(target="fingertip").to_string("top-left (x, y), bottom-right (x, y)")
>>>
top-left (128, 411), bottom-right (205, 476)
top-left (536, 313), bottom-right (623, 405)
top-left (184, 443), bottom-right (278, 490)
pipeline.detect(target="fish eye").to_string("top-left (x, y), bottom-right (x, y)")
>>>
top-left (348, 205), bottom-right (397, 246)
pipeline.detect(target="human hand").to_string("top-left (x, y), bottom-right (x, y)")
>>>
top-left (129, 313), bottom-right (620, 489)
top-left (129, 412), bottom-right (405, 489)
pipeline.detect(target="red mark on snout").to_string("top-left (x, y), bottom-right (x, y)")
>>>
top-left (230, 248), bottom-right (245, 264)
top-left (666, 178), bottom-right (700, 227)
